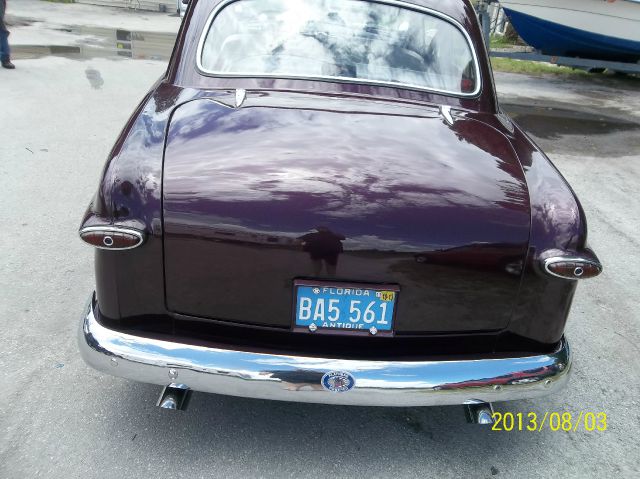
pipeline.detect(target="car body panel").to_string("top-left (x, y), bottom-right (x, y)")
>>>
top-left (162, 93), bottom-right (530, 333)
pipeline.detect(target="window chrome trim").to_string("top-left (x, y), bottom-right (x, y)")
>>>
top-left (79, 226), bottom-right (146, 251)
top-left (196, 0), bottom-right (483, 98)
top-left (542, 256), bottom-right (603, 280)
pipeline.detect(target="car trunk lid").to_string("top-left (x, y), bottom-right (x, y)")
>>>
top-left (162, 92), bottom-right (530, 334)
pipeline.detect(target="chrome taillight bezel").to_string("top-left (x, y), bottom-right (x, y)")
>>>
top-left (542, 256), bottom-right (603, 280)
top-left (79, 226), bottom-right (145, 250)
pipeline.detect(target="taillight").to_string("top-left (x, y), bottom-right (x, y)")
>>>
top-left (79, 226), bottom-right (144, 250)
top-left (461, 78), bottom-right (475, 93)
top-left (543, 256), bottom-right (602, 280)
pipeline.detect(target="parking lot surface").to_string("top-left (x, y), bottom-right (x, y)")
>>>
top-left (1, 2), bottom-right (639, 478)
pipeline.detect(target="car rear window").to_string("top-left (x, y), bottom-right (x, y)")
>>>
top-left (198, 0), bottom-right (479, 95)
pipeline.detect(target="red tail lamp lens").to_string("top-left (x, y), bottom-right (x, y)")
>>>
top-left (79, 227), bottom-right (144, 250)
top-left (461, 78), bottom-right (475, 93)
top-left (544, 258), bottom-right (602, 280)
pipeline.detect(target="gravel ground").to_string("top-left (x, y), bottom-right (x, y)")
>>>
top-left (0, 3), bottom-right (639, 479)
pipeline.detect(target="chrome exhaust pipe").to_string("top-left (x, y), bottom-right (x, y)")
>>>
top-left (464, 402), bottom-right (495, 424)
top-left (157, 384), bottom-right (192, 411)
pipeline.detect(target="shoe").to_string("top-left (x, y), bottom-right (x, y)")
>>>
top-left (2, 60), bottom-right (15, 69)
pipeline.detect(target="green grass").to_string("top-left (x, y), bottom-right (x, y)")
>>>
top-left (490, 35), bottom-right (516, 49)
top-left (491, 57), bottom-right (590, 77)
top-left (491, 57), bottom-right (640, 83)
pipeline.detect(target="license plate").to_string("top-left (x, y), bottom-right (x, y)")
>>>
top-left (293, 280), bottom-right (398, 334)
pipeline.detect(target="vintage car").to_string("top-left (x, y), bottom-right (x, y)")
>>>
top-left (78, 0), bottom-right (602, 422)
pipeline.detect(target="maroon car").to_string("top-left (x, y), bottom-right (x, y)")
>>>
top-left (78, 0), bottom-right (601, 421)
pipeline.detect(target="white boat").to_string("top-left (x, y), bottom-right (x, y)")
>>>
top-left (499, 0), bottom-right (640, 62)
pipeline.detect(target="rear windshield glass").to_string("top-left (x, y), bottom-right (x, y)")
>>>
top-left (199, 0), bottom-right (479, 95)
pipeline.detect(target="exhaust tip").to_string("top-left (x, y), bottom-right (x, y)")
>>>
top-left (476, 408), bottom-right (494, 424)
top-left (157, 384), bottom-right (191, 411)
top-left (159, 394), bottom-right (178, 410)
top-left (464, 402), bottom-right (495, 424)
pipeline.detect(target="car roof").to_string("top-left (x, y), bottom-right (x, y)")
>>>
top-left (203, 0), bottom-right (475, 26)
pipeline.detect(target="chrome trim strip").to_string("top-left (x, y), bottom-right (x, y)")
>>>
top-left (497, 112), bottom-right (515, 134)
top-left (235, 88), bottom-right (247, 108)
top-left (195, 0), bottom-right (483, 98)
top-left (440, 105), bottom-right (454, 125)
top-left (79, 294), bottom-right (571, 407)
top-left (79, 226), bottom-right (145, 251)
top-left (543, 256), bottom-right (603, 280)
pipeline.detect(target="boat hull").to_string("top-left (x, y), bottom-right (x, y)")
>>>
top-left (501, 0), bottom-right (640, 62)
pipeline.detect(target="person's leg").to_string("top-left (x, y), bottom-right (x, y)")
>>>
top-left (325, 255), bottom-right (338, 276)
top-left (1, 30), bottom-right (14, 68)
top-left (325, 262), bottom-right (336, 277)
top-left (311, 259), bottom-right (323, 276)
top-left (0, 30), bottom-right (7, 57)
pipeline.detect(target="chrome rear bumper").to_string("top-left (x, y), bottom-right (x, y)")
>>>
top-left (79, 294), bottom-right (571, 407)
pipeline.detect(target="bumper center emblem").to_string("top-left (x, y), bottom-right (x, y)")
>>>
top-left (321, 371), bottom-right (355, 393)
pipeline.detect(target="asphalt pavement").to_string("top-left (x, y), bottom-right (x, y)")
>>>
top-left (0, 2), bottom-right (639, 478)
